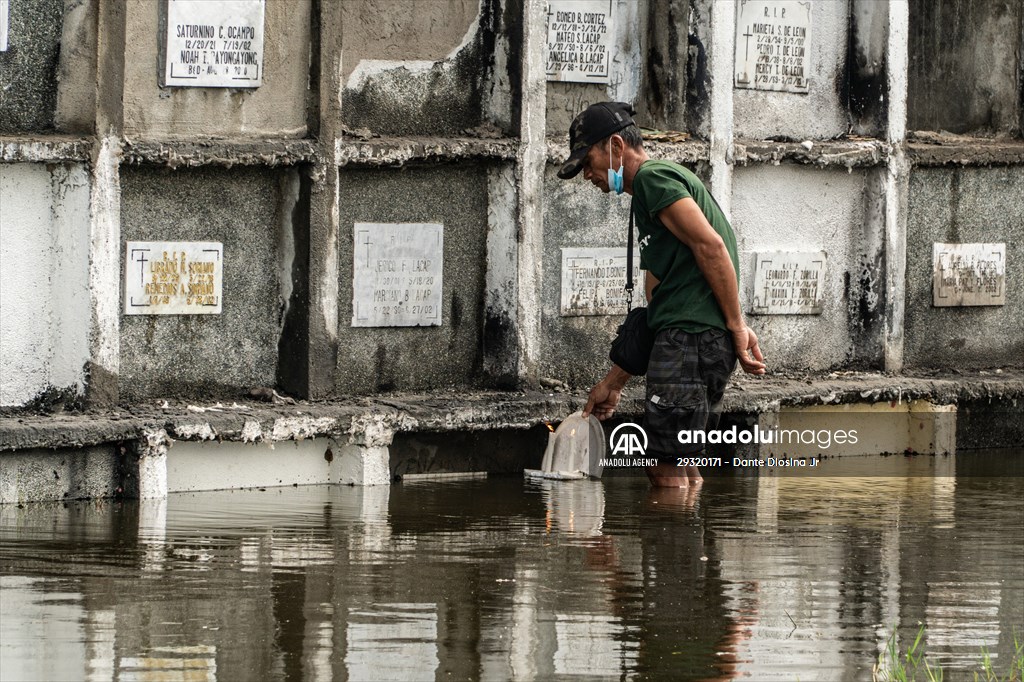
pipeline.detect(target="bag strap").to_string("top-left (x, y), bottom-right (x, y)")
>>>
top-left (625, 198), bottom-right (635, 312)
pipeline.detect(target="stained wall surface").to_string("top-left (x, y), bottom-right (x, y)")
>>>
top-left (733, 0), bottom-right (852, 140)
top-left (118, 167), bottom-right (287, 400)
top-left (0, 163), bottom-right (91, 407)
top-left (539, 166), bottom-right (632, 388)
top-left (732, 165), bottom-right (868, 370)
top-left (904, 167), bottom-right (1024, 368)
top-left (0, 0), bottom-right (63, 132)
top-left (334, 165), bottom-right (491, 394)
top-left (908, 0), bottom-right (1023, 135)
top-left (121, 0), bottom-right (312, 138)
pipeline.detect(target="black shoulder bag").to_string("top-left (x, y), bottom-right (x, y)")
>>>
top-left (609, 201), bottom-right (656, 375)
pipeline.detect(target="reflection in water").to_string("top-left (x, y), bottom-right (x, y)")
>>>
top-left (0, 455), bottom-right (1021, 681)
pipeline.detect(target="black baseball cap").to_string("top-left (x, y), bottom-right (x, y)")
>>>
top-left (557, 102), bottom-right (637, 179)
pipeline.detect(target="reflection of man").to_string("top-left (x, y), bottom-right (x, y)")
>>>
top-left (561, 102), bottom-right (766, 487)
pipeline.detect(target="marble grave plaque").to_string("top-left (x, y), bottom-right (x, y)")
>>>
top-left (932, 243), bottom-right (1006, 307)
top-left (561, 248), bottom-right (642, 316)
top-left (125, 241), bottom-right (223, 315)
top-left (164, 0), bottom-right (265, 88)
top-left (750, 251), bottom-right (826, 314)
top-left (352, 223), bottom-right (443, 327)
top-left (0, 0), bottom-right (9, 52)
top-left (735, 0), bottom-right (811, 93)
top-left (546, 0), bottom-right (612, 84)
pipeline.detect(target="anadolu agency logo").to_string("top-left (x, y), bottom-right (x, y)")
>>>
top-left (609, 423), bottom-right (648, 457)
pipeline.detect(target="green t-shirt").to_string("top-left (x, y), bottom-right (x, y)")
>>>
top-left (632, 160), bottom-right (739, 334)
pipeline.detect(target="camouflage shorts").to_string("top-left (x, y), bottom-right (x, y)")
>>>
top-left (644, 328), bottom-right (736, 462)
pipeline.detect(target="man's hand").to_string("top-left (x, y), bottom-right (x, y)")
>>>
top-left (582, 365), bottom-right (632, 420)
top-left (583, 381), bottom-right (622, 420)
top-left (731, 325), bottom-right (766, 375)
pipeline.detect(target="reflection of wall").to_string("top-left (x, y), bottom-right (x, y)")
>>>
top-left (0, 164), bottom-right (91, 406)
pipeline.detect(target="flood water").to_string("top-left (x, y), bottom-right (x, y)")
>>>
top-left (1, 454), bottom-right (1022, 681)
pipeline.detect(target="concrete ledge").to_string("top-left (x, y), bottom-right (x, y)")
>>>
top-left (0, 136), bottom-right (93, 162)
top-left (733, 138), bottom-right (889, 169)
top-left (1, 370), bottom-right (1021, 453)
top-left (122, 138), bottom-right (318, 169)
top-left (336, 136), bottom-right (519, 167)
top-left (545, 137), bottom-right (711, 166)
top-left (906, 136), bottom-right (1024, 167)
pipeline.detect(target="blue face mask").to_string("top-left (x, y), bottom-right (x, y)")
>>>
top-left (607, 139), bottom-right (624, 195)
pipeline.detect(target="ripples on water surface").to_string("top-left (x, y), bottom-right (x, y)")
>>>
top-left (1, 454), bottom-right (1022, 681)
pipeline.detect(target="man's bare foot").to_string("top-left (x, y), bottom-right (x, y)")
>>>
top-left (646, 464), bottom-right (689, 488)
top-left (686, 466), bottom-right (704, 487)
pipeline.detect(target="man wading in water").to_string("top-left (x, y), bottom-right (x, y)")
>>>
top-left (561, 102), bottom-right (766, 488)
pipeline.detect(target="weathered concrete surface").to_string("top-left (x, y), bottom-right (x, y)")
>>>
top-left (0, 163), bottom-right (91, 407)
top-left (539, 163), bottom-right (634, 389)
top-left (904, 167), bottom-right (1024, 369)
top-left (732, 165), bottom-right (869, 370)
top-left (0, 0), bottom-right (63, 132)
top-left (906, 134), bottom-right (1024, 167)
top-left (733, 0), bottom-right (851, 140)
top-left (337, 136), bottom-right (518, 167)
top-left (335, 165), bottom-right (490, 394)
top-left (0, 446), bottom-right (123, 504)
top-left (544, 137), bottom-right (710, 166)
top-left (1, 370), bottom-right (1022, 453)
top-left (119, 167), bottom-right (286, 400)
top-left (121, 0), bottom-right (312, 138)
top-left (733, 139), bottom-right (888, 169)
top-left (341, 0), bottom-right (509, 135)
top-left (0, 136), bottom-right (92, 162)
top-left (908, 0), bottom-right (1022, 135)
top-left (123, 139), bottom-right (318, 169)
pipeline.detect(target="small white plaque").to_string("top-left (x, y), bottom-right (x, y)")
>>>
top-left (352, 223), bottom-right (443, 327)
top-left (125, 242), bottom-right (223, 315)
top-left (0, 0), bottom-right (9, 52)
top-left (545, 0), bottom-right (612, 84)
top-left (560, 248), bottom-right (642, 316)
top-left (735, 0), bottom-right (812, 93)
top-left (750, 251), bottom-right (826, 315)
top-left (164, 0), bottom-right (265, 88)
top-left (932, 243), bottom-right (1006, 307)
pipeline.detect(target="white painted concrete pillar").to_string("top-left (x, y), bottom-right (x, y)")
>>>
top-left (515, 0), bottom-right (548, 385)
top-left (708, 0), bottom-right (737, 214)
top-left (338, 444), bottom-right (391, 486)
top-left (86, 136), bottom-right (122, 404)
top-left (883, 1), bottom-right (910, 371)
top-left (340, 416), bottom-right (394, 485)
top-left (135, 428), bottom-right (169, 499)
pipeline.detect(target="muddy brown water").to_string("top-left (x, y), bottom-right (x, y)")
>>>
top-left (1, 453), bottom-right (1021, 681)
